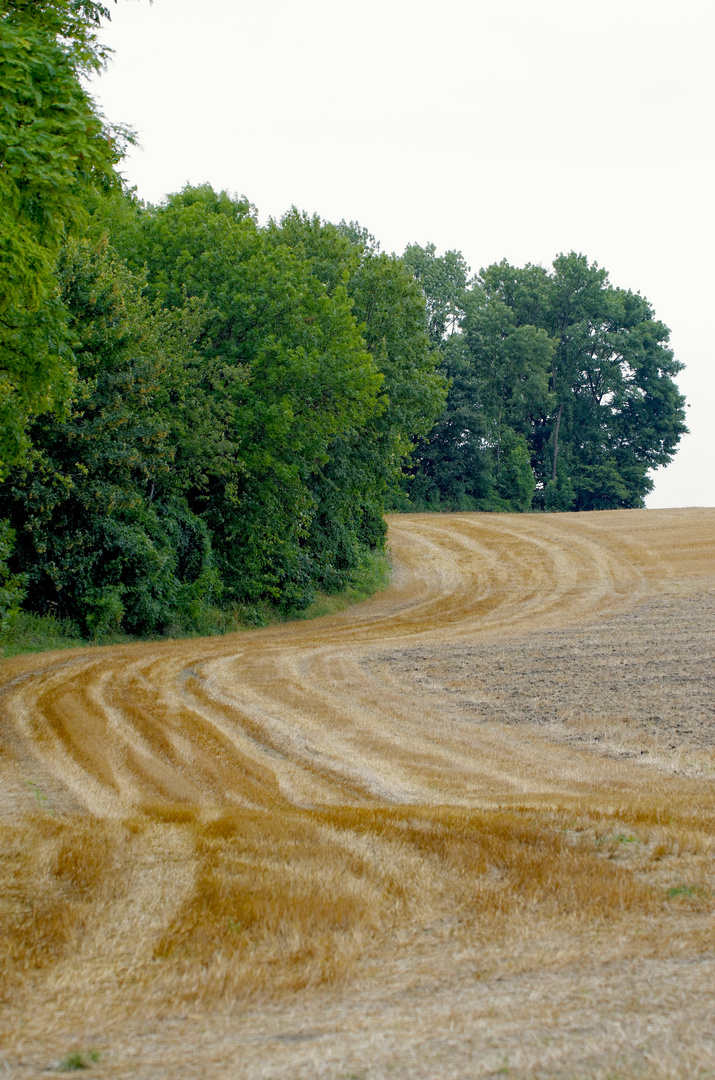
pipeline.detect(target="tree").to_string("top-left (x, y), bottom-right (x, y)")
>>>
top-left (101, 187), bottom-right (387, 608)
top-left (2, 187), bottom-right (448, 632)
top-left (400, 242), bottom-right (544, 511)
top-left (405, 248), bottom-right (687, 512)
top-left (402, 242), bottom-right (470, 345)
top-left (478, 253), bottom-right (688, 509)
top-left (0, 237), bottom-right (216, 636)
top-left (399, 243), bottom-right (488, 509)
top-left (0, 519), bottom-right (25, 630)
top-left (403, 330), bottom-right (492, 509)
top-left (0, 0), bottom-right (123, 475)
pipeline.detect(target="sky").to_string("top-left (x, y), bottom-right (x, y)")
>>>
top-left (91, 0), bottom-right (715, 508)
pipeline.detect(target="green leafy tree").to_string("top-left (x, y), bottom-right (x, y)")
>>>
top-left (4, 188), bottom-right (446, 632)
top-left (458, 285), bottom-right (553, 509)
top-left (402, 242), bottom-right (470, 345)
top-left (401, 242), bottom-right (543, 511)
top-left (103, 187), bottom-right (386, 607)
top-left (407, 248), bottom-right (686, 512)
top-left (403, 330), bottom-right (492, 509)
top-left (0, 0), bottom-right (124, 475)
top-left (345, 234), bottom-right (448, 479)
top-left (0, 519), bottom-right (25, 630)
top-left (478, 253), bottom-right (688, 509)
top-left (0, 237), bottom-right (215, 636)
top-left (492, 428), bottom-right (535, 511)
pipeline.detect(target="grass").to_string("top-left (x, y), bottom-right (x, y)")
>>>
top-left (666, 883), bottom-right (708, 899)
top-left (0, 610), bottom-right (126, 657)
top-left (291, 550), bottom-right (392, 620)
top-left (0, 550), bottom-right (391, 659)
top-left (24, 780), bottom-right (55, 816)
top-left (57, 1049), bottom-right (100, 1071)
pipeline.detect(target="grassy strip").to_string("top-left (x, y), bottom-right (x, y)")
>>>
top-left (291, 550), bottom-right (392, 620)
top-left (0, 550), bottom-right (392, 658)
top-left (0, 611), bottom-right (131, 657)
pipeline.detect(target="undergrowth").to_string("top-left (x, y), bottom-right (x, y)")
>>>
top-left (0, 550), bottom-right (391, 658)
top-left (291, 551), bottom-right (391, 620)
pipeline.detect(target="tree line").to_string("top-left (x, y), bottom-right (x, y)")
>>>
top-left (0, 1), bottom-right (687, 640)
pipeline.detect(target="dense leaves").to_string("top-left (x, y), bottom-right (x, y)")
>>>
top-left (0, 0), bottom-right (123, 475)
top-left (1, 188), bottom-right (445, 634)
top-left (403, 246), bottom-right (687, 511)
top-left (0, 238), bottom-right (217, 635)
top-left (100, 189), bottom-right (399, 609)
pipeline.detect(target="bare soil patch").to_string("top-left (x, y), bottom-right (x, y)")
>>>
top-left (368, 588), bottom-right (715, 770)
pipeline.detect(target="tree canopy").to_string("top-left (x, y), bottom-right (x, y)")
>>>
top-left (401, 246), bottom-right (687, 512)
top-left (1, 186), bottom-right (447, 633)
top-left (0, 0), bottom-right (123, 475)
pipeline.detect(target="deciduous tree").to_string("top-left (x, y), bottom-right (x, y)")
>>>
top-left (0, 0), bottom-right (124, 474)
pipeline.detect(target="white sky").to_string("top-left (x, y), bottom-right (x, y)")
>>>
top-left (91, 0), bottom-right (715, 509)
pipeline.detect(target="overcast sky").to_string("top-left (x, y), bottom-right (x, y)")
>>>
top-left (91, 0), bottom-right (715, 509)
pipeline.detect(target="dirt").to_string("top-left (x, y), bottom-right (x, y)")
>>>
top-left (368, 588), bottom-right (715, 765)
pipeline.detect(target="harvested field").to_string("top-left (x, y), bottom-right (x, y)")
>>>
top-left (1, 507), bottom-right (714, 1079)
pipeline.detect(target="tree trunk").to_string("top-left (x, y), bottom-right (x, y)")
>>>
top-left (551, 403), bottom-right (563, 482)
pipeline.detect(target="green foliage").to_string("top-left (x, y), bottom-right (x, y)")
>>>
top-left (0, 519), bottom-right (26, 631)
top-left (124, 189), bottom-right (387, 608)
top-left (665, 883), bottom-right (706, 900)
top-left (94, 191), bottom-right (444, 614)
top-left (0, 550), bottom-right (393, 658)
top-left (403, 245), bottom-right (686, 512)
top-left (402, 241), bottom-right (470, 344)
top-left (494, 429), bottom-right (535, 511)
top-left (0, 0), bottom-right (124, 476)
top-left (3, 185), bottom-right (443, 639)
top-left (478, 252), bottom-right (687, 510)
top-left (347, 238), bottom-right (448, 453)
top-left (402, 330), bottom-right (490, 511)
top-left (1, 608), bottom-right (86, 656)
top-left (543, 461), bottom-right (576, 512)
top-left (0, 237), bottom-right (216, 636)
top-left (57, 1047), bottom-right (101, 1072)
top-left (304, 223), bottom-right (448, 563)
top-left (292, 549), bottom-right (391, 620)
top-left (400, 244), bottom-right (543, 512)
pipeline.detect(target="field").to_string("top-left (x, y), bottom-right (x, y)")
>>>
top-left (1, 508), bottom-right (714, 1079)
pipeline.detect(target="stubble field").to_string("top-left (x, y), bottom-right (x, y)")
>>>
top-left (1, 508), bottom-right (714, 1079)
